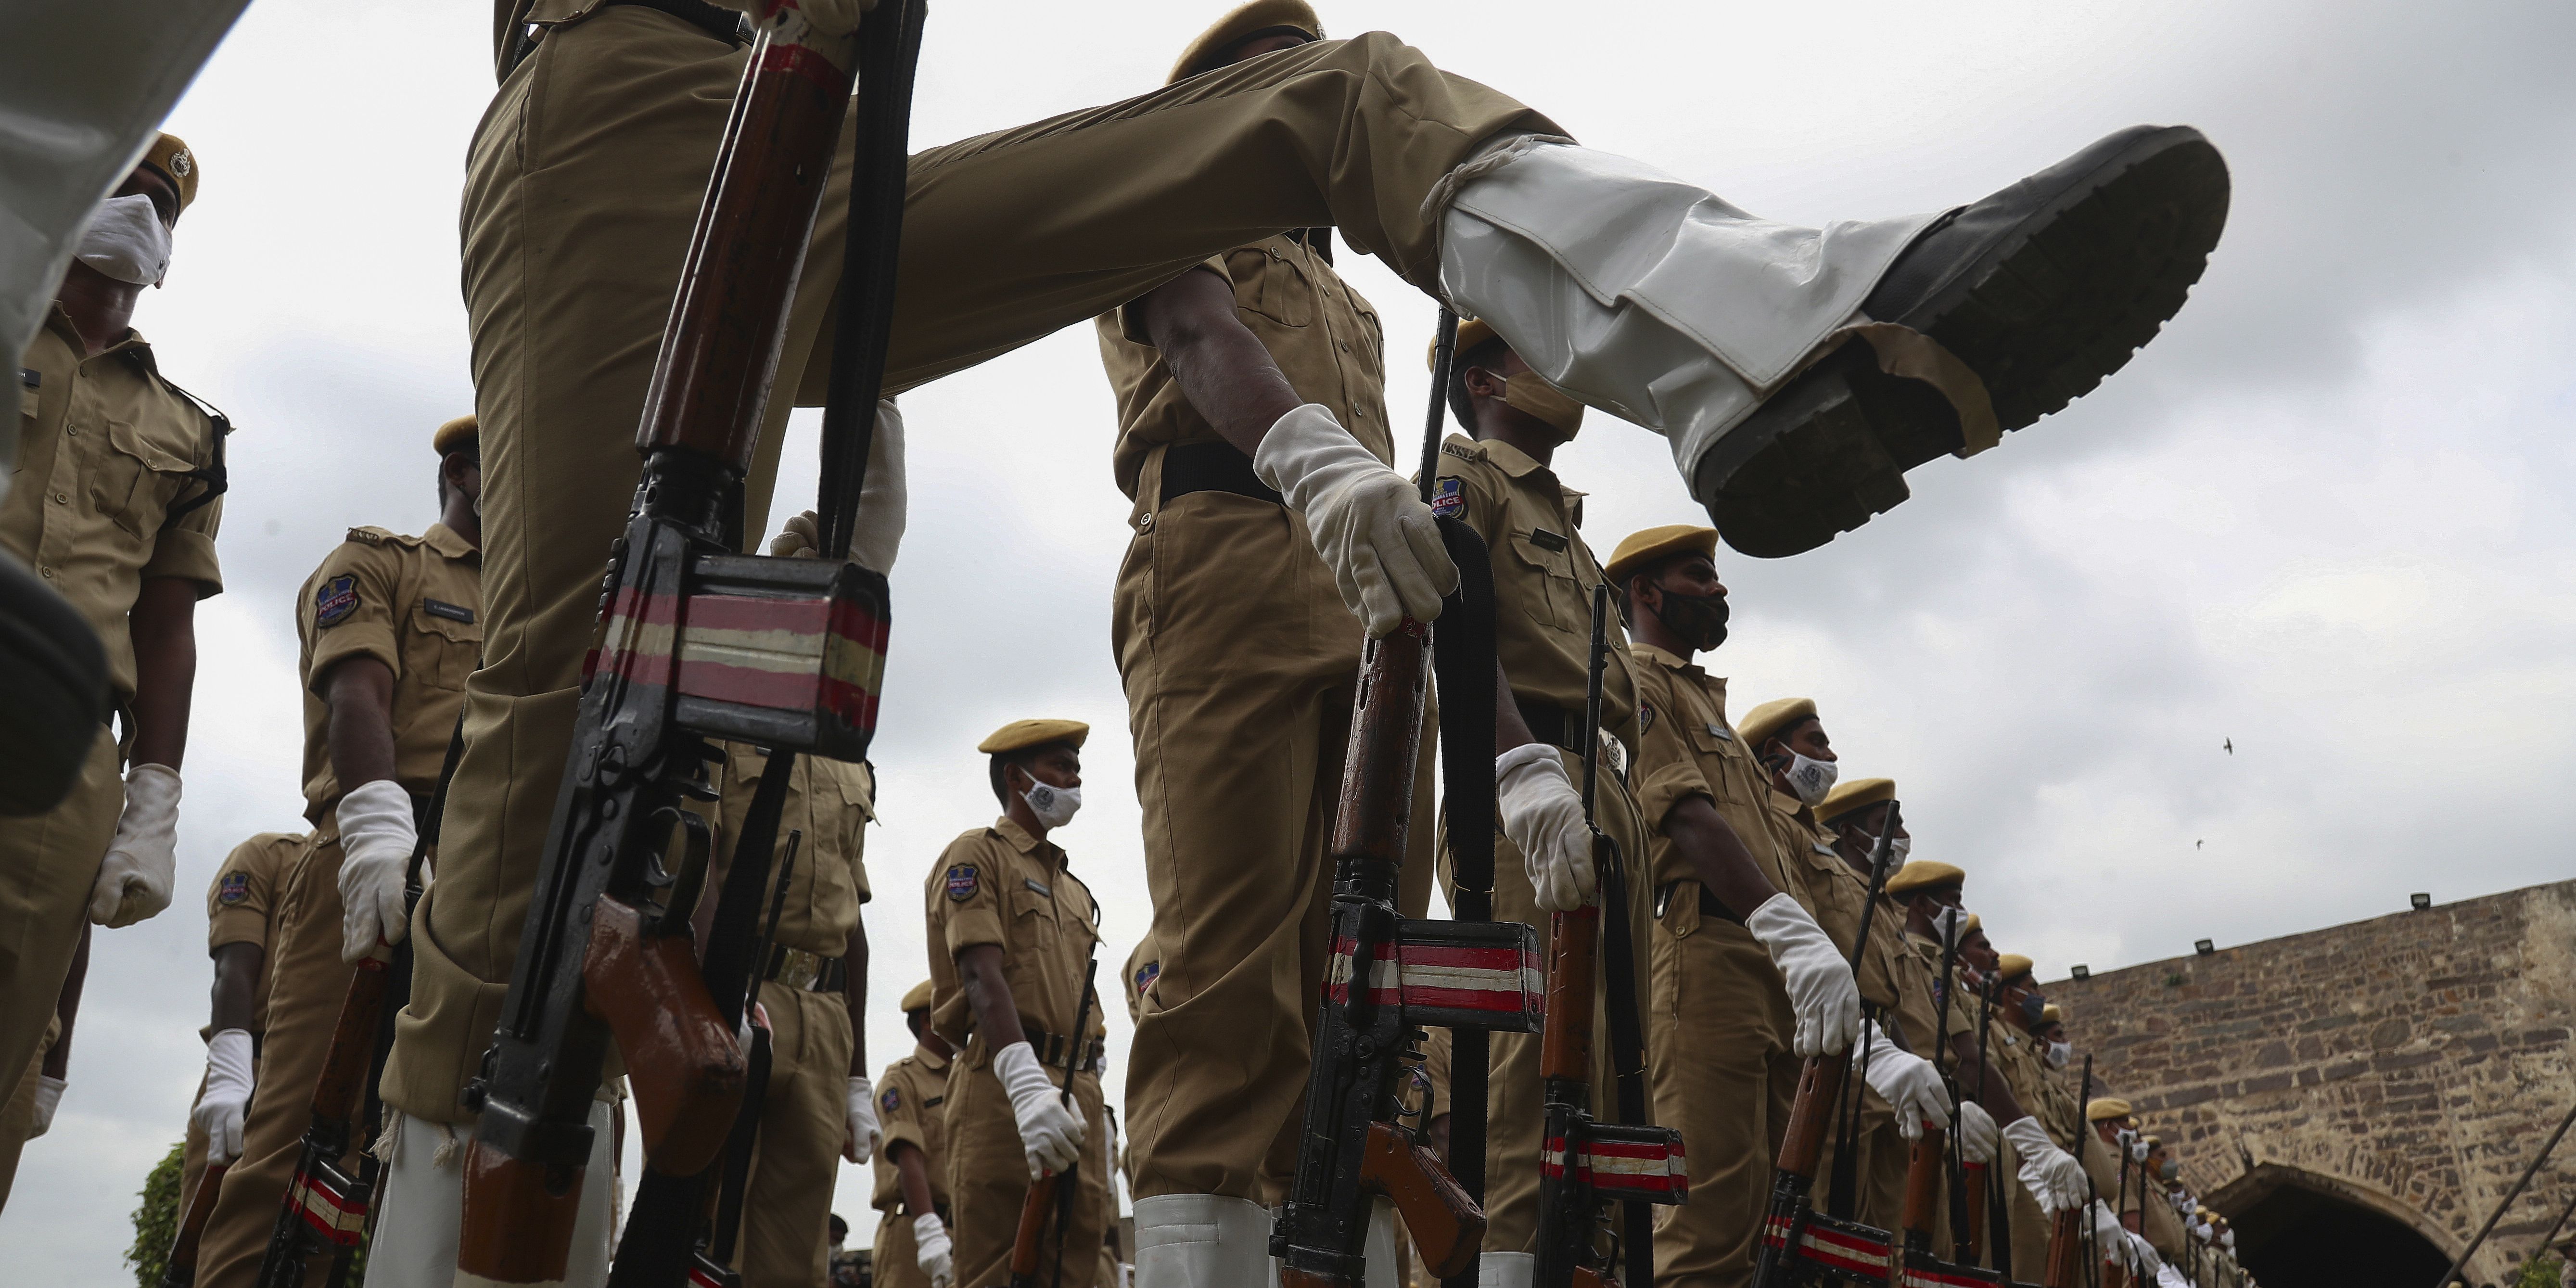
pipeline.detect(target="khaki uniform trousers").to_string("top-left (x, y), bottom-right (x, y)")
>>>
top-left (0, 1017), bottom-right (62, 1210)
top-left (199, 829), bottom-right (359, 1288)
top-left (1646, 893), bottom-right (1800, 1288)
top-left (946, 1041), bottom-right (1109, 1288)
top-left (1114, 487), bottom-right (1435, 1203)
top-left (1439, 747), bottom-right (1652, 1256)
top-left (0, 726), bottom-right (120, 1191)
top-left (2001, 1132), bottom-right (2050, 1282)
top-left (1810, 1077), bottom-right (1905, 1230)
top-left (723, 981), bottom-right (856, 1288)
top-left (388, 10), bottom-right (1551, 1122)
top-left (874, 1207), bottom-right (942, 1288)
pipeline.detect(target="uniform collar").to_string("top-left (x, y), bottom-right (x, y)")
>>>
top-left (914, 1042), bottom-right (951, 1072)
top-left (423, 522), bottom-right (479, 563)
top-left (1628, 642), bottom-right (1704, 676)
top-left (43, 303), bottom-right (155, 366)
top-left (992, 815), bottom-right (1058, 862)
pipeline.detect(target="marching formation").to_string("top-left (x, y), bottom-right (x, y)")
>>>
top-left (0, 0), bottom-right (2247, 1287)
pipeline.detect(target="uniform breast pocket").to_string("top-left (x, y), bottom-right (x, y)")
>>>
top-left (407, 600), bottom-right (483, 689)
top-left (1225, 247), bottom-right (1312, 328)
top-left (1505, 529), bottom-right (1582, 632)
top-left (94, 417), bottom-right (197, 536)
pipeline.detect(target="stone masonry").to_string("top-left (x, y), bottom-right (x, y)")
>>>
top-left (2047, 879), bottom-right (2576, 1283)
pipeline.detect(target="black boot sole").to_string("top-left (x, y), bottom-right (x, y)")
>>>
top-left (1696, 125), bottom-right (2231, 558)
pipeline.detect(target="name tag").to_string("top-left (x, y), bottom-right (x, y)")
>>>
top-left (423, 598), bottom-right (475, 624)
top-left (1529, 528), bottom-right (1569, 553)
top-left (1706, 722), bottom-right (1731, 740)
top-left (1023, 877), bottom-right (1052, 897)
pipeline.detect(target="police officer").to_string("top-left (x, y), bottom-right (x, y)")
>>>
top-left (179, 831), bottom-right (306, 1220)
top-left (0, 134), bottom-right (225, 1204)
top-left (1978, 951), bottom-right (2086, 1278)
top-left (2081, 1097), bottom-right (2163, 1280)
top-left (195, 416), bottom-right (483, 1288)
top-left (925, 720), bottom-right (1109, 1288)
top-left (877, 982), bottom-right (957, 1288)
top-left (1605, 524), bottom-right (1860, 1287)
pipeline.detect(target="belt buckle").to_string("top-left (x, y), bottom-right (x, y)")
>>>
top-left (773, 948), bottom-right (820, 992)
top-left (1596, 727), bottom-right (1629, 783)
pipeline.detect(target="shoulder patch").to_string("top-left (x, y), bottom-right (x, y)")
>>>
top-left (881, 1086), bottom-right (901, 1112)
top-left (1430, 476), bottom-right (1465, 519)
top-left (1134, 959), bottom-right (1162, 998)
top-left (1637, 703), bottom-right (1655, 735)
top-left (315, 574), bottom-right (359, 627)
top-left (217, 871), bottom-right (251, 905)
top-left (423, 598), bottom-right (475, 624)
top-left (944, 864), bottom-right (979, 902)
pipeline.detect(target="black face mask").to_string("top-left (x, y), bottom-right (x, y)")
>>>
top-left (2019, 993), bottom-right (2048, 1027)
top-left (1652, 586), bottom-right (1730, 651)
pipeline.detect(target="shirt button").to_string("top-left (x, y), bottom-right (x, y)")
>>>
top-left (39, 566), bottom-right (53, 578)
top-left (51, 492), bottom-right (66, 504)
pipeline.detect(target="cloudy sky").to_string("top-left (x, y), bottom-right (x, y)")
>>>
top-left (11, 0), bottom-right (2576, 1279)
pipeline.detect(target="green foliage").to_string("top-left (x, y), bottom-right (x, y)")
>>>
top-left (2518, 1251), bottom-right (2564, 1288)
top-left (125, 1142), bottom-right (185, 1288)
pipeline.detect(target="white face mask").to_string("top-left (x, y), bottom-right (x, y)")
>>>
top-left (1781, 750), bottom-right (1837, 807)
top-left (74, 193), bottom-right (172, 286)
top-left (1874, 834), bottom-right (1912, 863)
top-left (1936, 905), bottom-right (1968, 948)
top-left (1021, 779), bottom-right (1081, 829)
top-left (2047, 1040), bottom-right (2071, 1069)
top-left (2219, 1231), bottom-right (2234, 1252)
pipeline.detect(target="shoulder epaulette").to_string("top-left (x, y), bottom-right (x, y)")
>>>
top-left (346, 526), bottom-right (394, 546)
top-left (1440, 441), bottom-right (1480, 461)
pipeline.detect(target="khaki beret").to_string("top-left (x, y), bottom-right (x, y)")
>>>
top-left (900, 980), bottom-right (934, 1013)
top-left (140, 132), bottom-right (199, 213)
top-left (2143, 1135), bottom-right (2162, 1148)
top-left (1962, 912), bottom-right (1981, 934)
top-left (1736, 697), bottom-right (1816, 749)
top-left (1994, 953), bottom-right (2034, 982)
top-left (1885, 860), bottom-right (1965, 898)
top-left (434, 414), bottom-right (478, 456)
top-left (2040, 1004), bottom-right (2063, 1024)
top-left (1426, 316), bottom-right (1502, 372)
top-left (979, 719), bottom-right (1090, 755)
top-left (1170, 0), bottom-right (1322, 83)
top-left (1818, 777), bottom-right (1896, 827)
top-left (2087, 1097), bottom-right (2133, 1122)
top-left (1603, 524), bottom-right (1720, 588)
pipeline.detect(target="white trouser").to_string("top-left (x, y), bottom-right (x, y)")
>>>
top-left (1439, 139), bottom-right (1939, 478)
top-left (1131, 1194), bottom-right (1403, 1288)
top-left (371, 1101), bottom-right (618, 1288)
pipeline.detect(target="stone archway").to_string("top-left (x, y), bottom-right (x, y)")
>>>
top-left (2209, 1163), bottom-right (2453, 1288)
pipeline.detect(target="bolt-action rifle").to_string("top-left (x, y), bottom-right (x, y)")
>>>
top-left (1530, 585), bottom-right (1688, 1288)
top-left (694, 829), bottom-right (804, 1288)
top-left (1971, 972), bottom-right (2016, 1280)
top-left (454, 1), bottom-right (922, 1282)
top-left (1009, 956), bottom-right (1099, 1288)
top-left (1273, 311), bottom-right (1541, 1288)
top-left (2042, 1058), bottom-right (2100, 1288)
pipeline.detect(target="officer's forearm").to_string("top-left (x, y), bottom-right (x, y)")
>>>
top-left (957, 943), bottom-right (1029, 1049)
top-left (45, 926), bottom-right (89, 1079)
top-left (892, 1141), bottom-right (936, 1217)
top-left (845, 917), bottom-right (869, 1074)
top-left (321, 656), bottom-right (400, 789)
top-left (1661, 794), bottom-right (1780, 917)
top-left (1490, 659), bottom-right (1538, 755)
top-left (1136, 266), bottom-right (1301, 458)
top-left (1949, 1031), bottom-right (2030, 1125)
top-left (209, 941), bottom-right (263, 1034)
top-left (127, 576), bottom-right (199, 769)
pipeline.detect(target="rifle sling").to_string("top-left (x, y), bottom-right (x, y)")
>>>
top-left (1430, 517), bottom-right (1496, 1288)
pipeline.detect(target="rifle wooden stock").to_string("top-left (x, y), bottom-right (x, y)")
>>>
top-left (460, 1139), bottom-right (587, 1284)
top-left (1362, 1122), bottom-right (1484, 1279)
top-left (162, 1161), bottom-right (227, 1286)
top-left (1335, 624), bottom-right (1430, 870)
top-left (1963, 1162), bottom-right (1988, 1262)
top-left (2043, 1208), bottom-right (2080, 1288)
top-left (1539, 907), bottom-right (1598, 1083)
top-left (1778, 1057), bottom-right (1848, 1181)
top-left (311, 956), bottom-right (390, 1122)
top-left (1902, 1126), bottom-right (1945, 1244)
top-left (581, 894), bottom-right (747, 1173)
top-left (1007, 1171), bottom-right (1061, 1288)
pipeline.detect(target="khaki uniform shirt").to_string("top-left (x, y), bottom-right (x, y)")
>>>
top-left (870, 1043), bottom-right (953, 1216)
top-left (1429, 433), bottom-right (1637, 743)
top-left (294, 524), bottom-right (483, 822)
top-left (1989, 1019), bottom-right (2078, 1149)
top-left (1795, 842), bottom-right (1925, 1051)
top-left (924, 818), bottom-right (1106, 1050)
top-left (718, 748), bottom-right (876, 956)
top-left (204, 830), bottom-right (302, 1036)
top-left (1097, 232), bottom-right (1390, 503)
top-left (1626, 644), bottom-right (1804, 901)
top-left (1909, 933), bottom-right (1981, 1053)
top-left (6, 308), bottom-right (225, 701)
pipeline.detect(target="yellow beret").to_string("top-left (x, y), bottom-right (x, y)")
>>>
top-left (140, 132), bottom-right (199, 214)
top-left (1426, 316), bottom-right (1502, 373)
top-left (1170, 0), bottom-right (1323, 83)
top-left (2143, 1135), bottom-right (2162, 1148)
top-left (2040, 1004), bottom-right (2063, 1024)
top-left (1884, 860), bottom-right (1965, 898)
top-left (900, 980), bottom-right (934, 1013)
top-left (978, 719), bottom-right (1090, 755)
top-left (1818, 777), bottom-right (1896, 827)
top-left (1962, 912), bottom-right (1981, 934)
top-left (1736, 697), bottom-right (1816, 750)
top-left (434, 414), bottom-right (478, 456)
top-left (1603, 524), bottom-right (1720, 588)
top-left (1994, 953), bottom-right (2034, 982)
top-left (2087, 1097), bottom-right (2133, 1122)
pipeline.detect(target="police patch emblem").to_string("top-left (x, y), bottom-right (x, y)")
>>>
top-left (944, 864), bottom-right (978, 902)
top-left (217, 872), bottom-right (251, 905)
top-left (882, 1087), bottom-right (900, 1112)
top-left (1135, 960), bottom-right (1161, 998)
top-left (1429, 476), bottom-right (1465, 519)
top-left (315, 575), bottom-right (359, 627)
top-left (1638, 703), bottom-right (1656, 735)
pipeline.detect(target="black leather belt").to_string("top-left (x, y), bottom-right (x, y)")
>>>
top-left (1656, 881), bottom-right (1747, 926)
top-left (1517, 701), bottom-right (1582, 754)
top-left (599, 0), bottom-right (749, 44)
top-left (1158, 441), bottom-right (1282, 507)
top-left (1020, 1025), bottom-right (1105, 1074)
top-left (764, 945), bottom-right (848, 994)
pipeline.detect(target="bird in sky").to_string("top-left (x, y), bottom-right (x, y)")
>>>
top-left (2223, 738), bottom-right (2233, 754)
top-left (2196, 839), bottom-right (2205, 850)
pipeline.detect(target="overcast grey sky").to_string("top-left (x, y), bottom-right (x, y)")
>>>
top-left (11, 0), bottom-right (2576, 1279)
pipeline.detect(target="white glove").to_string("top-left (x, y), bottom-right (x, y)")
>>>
top-left (1494, 745), bottom-right (1592, 912)
top-left (992, 1040), bottom-right (1084, 1178)
top-left (335, 779), bottom-right (417, 962)
top-left (1253, 403), bottom-right (1456, 637)
top-left (29, 1076), bottom-right (65, 1137)
top-left (1852, 1023), bottom-right (1950, 1140)
top-left (89, 763), bottom-right (181, 926)
top-left (193, 1029), bottom-right (256, 1161)
top-left (843, 1073), bottom-right (881, 1163)
top-left (1955, 1100), bottom-right (1999, 1164)
top-left (2219, 1230), bottom-right (2234, 1253)
top-left (708, 0), bottom-right (873, 37)
top-left (2085, 1202), bottom-right (2133, 1264)
top-left (2001, 1114), bottom-right (2088, 1215)
top-left (2156, 1262), bottom-right (2191, 1288)
top-left (2124, 1232), bottom-right (2162, 1276)
top-left (771, 400), bottom-right (905, 575)
top-left (1742, 893), bottom-right (1861, 1055)
top-left (914, 1211), bottom-right (954, 1288)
